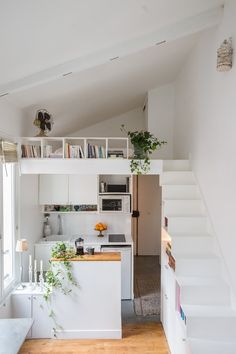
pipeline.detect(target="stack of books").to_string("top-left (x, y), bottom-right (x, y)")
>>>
top-left (107, 149), bottom-right (124, 159)
top-left (87, 143), bottom-right (106, 158)
top-left (44, 145), bottom-right (63, 158)
top-left (21, 144), bottom-right (41, 158)
top-left (65, 143), bottom-right (84, 158)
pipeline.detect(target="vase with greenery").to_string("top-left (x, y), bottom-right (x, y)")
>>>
top-left (43, 242), bottom-right (79, 336)
top-left (121, 125), bottom-right (167, 174)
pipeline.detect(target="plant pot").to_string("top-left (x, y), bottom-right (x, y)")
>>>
top-left (133, 144), bottom-right (147, 159)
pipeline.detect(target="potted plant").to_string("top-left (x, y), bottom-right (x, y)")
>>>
top-left (121, 125), bottom-right (167, 174)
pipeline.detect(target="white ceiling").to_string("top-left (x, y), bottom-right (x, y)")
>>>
top-left (0, 0), bottom-right (224, 135)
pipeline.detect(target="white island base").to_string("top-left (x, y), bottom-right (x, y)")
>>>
top-left (51, 253), bottom-right (121, 339)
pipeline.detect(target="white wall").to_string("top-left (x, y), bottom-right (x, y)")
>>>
top-left (174, 0), bottom-right (236, 293)
top-left (0, 99), bottom-right (24, 137)
top-left (70, 107), bottom-right (144, 137)
top-left (147, 83), bottom-right (175, 159)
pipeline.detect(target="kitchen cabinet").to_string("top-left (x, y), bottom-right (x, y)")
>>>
top-left (11, 293), bottom-right (52, 338)
top-left (68, 175), bottom-right (98, 204)
top-left (39, 174), bottom-right (68, 204)
top-left (39, 174), bottom-right (98, 205)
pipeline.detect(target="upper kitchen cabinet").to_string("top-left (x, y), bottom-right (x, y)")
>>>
top-left (39, 174), bottom-right (98, 205)
top-left (68, 175), bottom-right (98, 205)
top-left (39, 174), bottom-right (68, 205)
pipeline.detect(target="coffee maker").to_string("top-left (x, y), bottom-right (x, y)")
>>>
top-left (75, 237), bottom-right (84, 255)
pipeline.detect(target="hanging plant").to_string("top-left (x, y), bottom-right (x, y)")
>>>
top-left (43, 242), bottom-right (79, 336)
top-left (121, 125), bottom-right (167, 174)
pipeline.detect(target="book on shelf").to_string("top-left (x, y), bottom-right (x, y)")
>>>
top-left (107, 149), bottom-right (124, 159)
top-left (21, 144), bottom-right (41, 158)
top-left (65, 143), bottom-right (84, 158)
top-left (87, 143), bottom-right (106, 158)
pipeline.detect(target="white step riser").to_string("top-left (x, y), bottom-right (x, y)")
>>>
top-left (163, 160), bottom-right (190, 171)
top-left (162, 185), bottom-right (201, 200)
top-left (176, 259), bottom-right (220, 277)
top-left (172, 237), bottom-right (213, 255)
top-left (160, 171), bottom-right (195, 185)
top-left (181, 286), bottom-right (230, 306)
top-left (163, 200), bottom-right (205, 216)
top-left (167, 217), bottom-right (207, 233)
top-left (187, 317), bottom-right (236, 341)
top-left (189, 339), bottom-right (236, 354)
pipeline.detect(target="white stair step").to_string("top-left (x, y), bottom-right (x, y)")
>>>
top-left (182, 304), bottom-right (235, 317)
top-left (166, 216), bottom-right (207, 233)
top-left (171, 235), bottom-right (214, 255)
top-left (186, 315), bottom-right (236, 341)
top-left (160, 171), bottom-right (195, 185)
top-left (189, 338), bottom-right (236, 354)
top-left (163, 200), bottom-right (205, 216)
top-left (180, 281), bottom-right (230, 305)
top-left (175, 255), bottom-right (221, 277)
top-left (163, 160), bottom-right (190, 171)
top-left (162, 185), bottom-right (201, 200)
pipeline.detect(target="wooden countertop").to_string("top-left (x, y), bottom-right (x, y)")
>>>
top-left (51, 252), bottom-right (121, 262)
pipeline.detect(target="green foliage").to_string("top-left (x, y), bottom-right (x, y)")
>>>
top-left (121, 125), bottom-right (167, 174)
top-left (43, 242), bottom-right (79, 336)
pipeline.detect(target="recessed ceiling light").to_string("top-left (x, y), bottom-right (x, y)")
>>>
top-left (155, 40), bottom-right (166, 46)
top-left (109, 56), bottom-right (120, 61)
top-left (62, 72), bottom-right (73, 77)
top-left (0, 92), bottom-right (9, 98)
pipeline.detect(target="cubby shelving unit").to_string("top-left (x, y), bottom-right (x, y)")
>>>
top-left (20, 137), bottom-right (130, 159)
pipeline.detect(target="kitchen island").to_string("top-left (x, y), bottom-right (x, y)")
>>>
top-left (50, 252), bottom-right (121, 339)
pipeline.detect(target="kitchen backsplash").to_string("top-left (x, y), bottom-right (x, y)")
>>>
top-left (47, 213), bottom-right (131, 237)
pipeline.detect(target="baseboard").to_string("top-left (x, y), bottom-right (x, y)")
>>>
top-left (54, 329), bottom-right (122, 339)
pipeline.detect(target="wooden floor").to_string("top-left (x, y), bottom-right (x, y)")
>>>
top-left (20, 322), bottom-right (170, 354)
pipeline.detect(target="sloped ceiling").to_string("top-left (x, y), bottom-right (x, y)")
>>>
top-left (0, 0), bottom-right (224, 135)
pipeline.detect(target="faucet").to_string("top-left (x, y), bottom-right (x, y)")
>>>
top-left (57, 214), bottom-right (63, 235)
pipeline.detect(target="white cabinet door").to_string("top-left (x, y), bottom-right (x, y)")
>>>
top-left (31, 295), bottom-right (52, 338)
top-left (68, 175), bottom-right (98, 204)
top-left (11, 294), bottom-right (32, 338)
top-left (39, 175), bottom-right (68, 204)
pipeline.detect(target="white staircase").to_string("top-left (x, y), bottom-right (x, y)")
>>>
top-left (161, 160), bottom-right (236, 354)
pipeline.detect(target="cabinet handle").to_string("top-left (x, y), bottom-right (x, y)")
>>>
top-left (33, 296), bottom-right (36, 300)
top-left (182, 338), bottom-right (186, 342)
top-left (28, 297), bottom-right (31, 300)
top-left (164, 265), bottom-right (168, 269)
top-left (165, 294), bottom-right (168, 300)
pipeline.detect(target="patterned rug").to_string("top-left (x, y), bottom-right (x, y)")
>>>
top-left (134, 257), bottom-right (161, 316)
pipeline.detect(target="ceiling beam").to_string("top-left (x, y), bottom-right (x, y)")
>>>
top-left (0, 6), bottom-right (223, 97)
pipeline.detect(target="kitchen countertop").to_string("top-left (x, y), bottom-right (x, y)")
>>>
top-left (37, 234), bottom-right (133, 245)
top-left (51, 252), bottom-right (121, 262)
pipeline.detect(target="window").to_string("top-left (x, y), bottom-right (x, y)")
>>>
top-left (1, 164), bottom-right (16, 292)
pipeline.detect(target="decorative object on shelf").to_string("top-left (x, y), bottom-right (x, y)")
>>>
top-left (39, 260), bottom-right (44, 291)
top-left (121, 125), bottom-right (167, 174)
top-left (34, 259), bottom-right (37, 287)
top-left (29, 254), bottom-right (33, 287)
top-left (95, 222), bottom-right (107, 237)
top-left (43, 242), bottom-right (78, 336)
top-left (217, 37), bottom-right (233, 72)
top-left (15, 239), bottom-right (28, 289)
top-left (33, 109), bottom-right (53, 137)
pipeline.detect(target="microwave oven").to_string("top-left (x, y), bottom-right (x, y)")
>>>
top-left (99, 195), bottom-right (131, 213)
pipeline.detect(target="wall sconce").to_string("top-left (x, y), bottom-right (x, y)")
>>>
top-left (217, 37), bottom-right (233, 72)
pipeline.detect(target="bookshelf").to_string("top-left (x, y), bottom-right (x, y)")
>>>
top-left (20, 137), bottom-right (130, 160)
